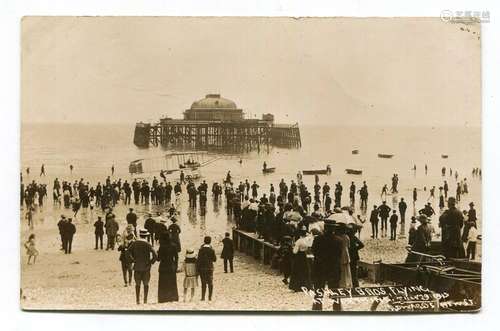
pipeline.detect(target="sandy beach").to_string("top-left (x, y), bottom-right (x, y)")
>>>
top-left (20, 165), bottom-right (481, 311)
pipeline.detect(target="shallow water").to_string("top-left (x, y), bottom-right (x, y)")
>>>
top-left (20, 123), bottom-right (482, 246)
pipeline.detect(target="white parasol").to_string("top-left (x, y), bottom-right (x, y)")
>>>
top-left (326, 212), bottom-right (352, 224)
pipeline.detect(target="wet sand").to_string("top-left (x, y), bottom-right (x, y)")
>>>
top-left (20, 165), bottom-right (481, 310)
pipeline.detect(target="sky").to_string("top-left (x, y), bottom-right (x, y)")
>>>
top-left (21, 17), bottom-right (481, 127)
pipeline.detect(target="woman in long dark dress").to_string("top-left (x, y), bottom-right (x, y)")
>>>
top-left (157, 232), bottom-right (179, 303)
top-left (168, 218), bottom-right (182, 253)
top-left (288, 228), bottom-right (311, 292)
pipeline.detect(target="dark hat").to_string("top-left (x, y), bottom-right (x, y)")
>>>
top-left (469, 202), bottom-right (475, 206)
top-left (347, 222), bottom-right (361, 230)
top-left (310, 228), bottom-right (322, 236)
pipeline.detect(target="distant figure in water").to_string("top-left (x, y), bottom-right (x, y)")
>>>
top-left (40, 164), bottom-right (45, 176)
top-left (239, 159), bottom-right (242, 165)
top-left (69, 164), bottom-right (74, 174)
top-left (263, 162), bottom-right (267, 171)
top-left (412, 188), bottom-right (418, 204)
top-left (425, 164), bottom-right (428, 175)
top-left (111, 164), bottom-right (115, 176)
top-left (391, 174), bottom-right (399, 193)
top-left (26, 167), bottom-right (30, 176)
top-left (439, 191), bottom-right (445, 210)
top-left (428, 186), bottom-right (436, 201)
top-left (381, 184), bottom-right (388, 201)
top-left (413, 164), bottom-right (417, 171)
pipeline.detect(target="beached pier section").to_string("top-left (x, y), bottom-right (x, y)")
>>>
top-left (133, 94), bottom-right (301, 152)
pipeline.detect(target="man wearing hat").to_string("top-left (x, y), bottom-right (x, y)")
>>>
top-left (468, 202), bottom-right (477, 223)
top-left (62, 218), bottom-right (76, 254)
top-left (410, 215), bottom-right (433, 259)
top-left (57, 215), bottom-right (67, 250)
top-left (369, 205), bottom-right (379, 239)
top-left (143, 213), bottom-right (156, 247)
top-left (93, 216), bottom-right (104, 250)
top-left (408, 217), bottom-right (418, 246)
top-left (128, 229), bottom-right (157, 304)
top-left (221, 232), bottom-right (234, 273)
top-left (197, 236), bottom-right (217, 301)
top-left (389, 210), bottom-right (399, 241)
top-left (377, 201), bottom-right (391, 238)
top-left (438, 197), bottom-right (465, 258)
top-left (126, 208), bottom-right (138, 237)
top-left (105, 214), bottom-right (119, 250)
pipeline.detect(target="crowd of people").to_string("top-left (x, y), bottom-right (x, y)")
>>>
top-left (21, 163), bottom-right (481, 308)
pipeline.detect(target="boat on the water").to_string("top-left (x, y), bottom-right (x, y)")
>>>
top-left (302, 165), bottom-right (332, 175)
top-left (302, 169), bottom-right (330, 175)
top-left (263, 167), bottom-right (276, 174)
top-left (378, 153), bottom-right (394, 159)
top-left (345, 169), bottom-right (363, 175)
top-left (352, 150), bottom-right (359, 155)
top-left (441, 154), bottom-right (449, 159)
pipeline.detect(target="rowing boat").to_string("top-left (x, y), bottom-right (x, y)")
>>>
top-left (302, 169), bottom-right (329, 175)
top-left (263, 167), bottom-right (276, 174)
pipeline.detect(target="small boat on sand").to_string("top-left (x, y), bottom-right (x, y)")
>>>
top-left (378, 153), bottom-right (394, 159)
top-left (441, 154), bottom-right (449, 159)
top-left (352, 150), bottom-right (359, 155)
top-left (263, 167), bottom-right (276, 174)
top-left (345, 169), bottom-right (362, 175)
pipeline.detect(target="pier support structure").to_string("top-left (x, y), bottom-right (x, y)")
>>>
top-left (134, 119), bottom-right (301, 152)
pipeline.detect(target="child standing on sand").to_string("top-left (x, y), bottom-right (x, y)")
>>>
top-left (24, 234), bottom-right (38, 265)
top-left (182, 249), bottom-right (198, 302)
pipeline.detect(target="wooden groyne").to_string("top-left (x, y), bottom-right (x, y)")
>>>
top-left (232, 229), bottom-right (280, 266)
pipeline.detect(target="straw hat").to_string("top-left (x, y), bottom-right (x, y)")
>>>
top-left (185, 249), bottom-right (196, 259)
top-left (139, 229), bottom-right (150, 237)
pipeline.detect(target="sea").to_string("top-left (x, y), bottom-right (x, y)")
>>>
top-left (20, 123), bottom-right (482, 246)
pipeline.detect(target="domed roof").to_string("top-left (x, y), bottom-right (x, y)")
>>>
top-left (190, 94), bottom-right (238, 110)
